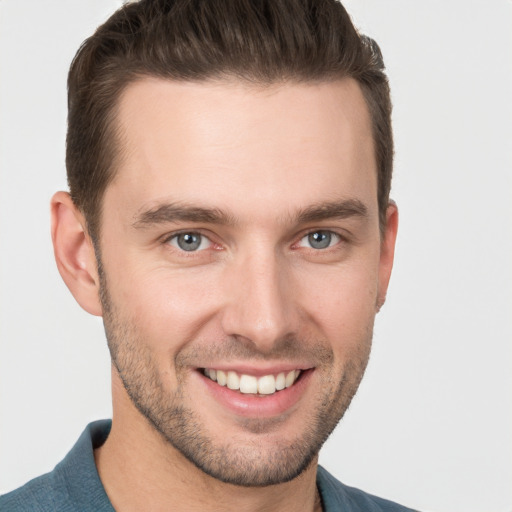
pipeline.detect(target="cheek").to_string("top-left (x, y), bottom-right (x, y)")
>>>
top-left (298, 260), bottom-right (379, 342)
top-left (110, 265), bottom-right (222, 352)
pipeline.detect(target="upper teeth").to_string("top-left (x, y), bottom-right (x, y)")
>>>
top-left (204, 369), bottom-right (301, 395)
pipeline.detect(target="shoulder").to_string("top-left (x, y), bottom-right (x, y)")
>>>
top-left (317, 466), bottom-right (420, 512)
top-left (0, 470), bottom-right (68, 512)
top-left (0, 420), bottom-right (113, 512)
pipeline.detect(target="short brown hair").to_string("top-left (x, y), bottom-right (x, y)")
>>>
top-left (66, 0), bottom-right (393, 240)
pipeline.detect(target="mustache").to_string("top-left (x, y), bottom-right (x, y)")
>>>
top-left (175, 334), bottom-right (334, 367)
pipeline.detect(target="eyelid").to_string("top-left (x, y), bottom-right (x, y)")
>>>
top-left (295, 229), bottom-right (344, 249)
top-left (162, 228), bottom-right (208, 242)
top-left (163, 229), bottom-right (215, 252)
top-left (160, 227), bottom-right (348, 252)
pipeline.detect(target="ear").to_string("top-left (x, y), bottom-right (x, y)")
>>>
top-left (51, 191), bottom-right (103, 316)
top-left (376, 201), bottom-right (399, 312)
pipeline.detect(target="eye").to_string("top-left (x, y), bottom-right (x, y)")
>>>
top-left (168, 232), bottom-right (212, 252)
top-left (299, 230), bottom-right (341, 250)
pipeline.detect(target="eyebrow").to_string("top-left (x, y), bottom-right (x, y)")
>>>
top-left (296, 199), bottom-right (368, 224)
top-left (132, 198), bottom-right (368, 229)
top-left (132, 203), bottom-right (236, 229)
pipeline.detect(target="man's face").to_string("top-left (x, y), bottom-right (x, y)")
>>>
top-left (97, 78), bottom-right (395, 486)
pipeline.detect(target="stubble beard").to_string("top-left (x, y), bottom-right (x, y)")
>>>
top-left (99, 274), bottom-right (373, 487)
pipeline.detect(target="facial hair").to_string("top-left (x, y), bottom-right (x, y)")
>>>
top-left (99, 270), bottom-right (373, 487)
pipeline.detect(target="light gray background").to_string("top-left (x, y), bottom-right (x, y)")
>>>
top-left (1, 1), bottom-right (511, 511)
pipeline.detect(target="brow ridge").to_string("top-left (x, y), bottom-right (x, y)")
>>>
top-left (132, 198), bottom-right (368, 230)
top-left (132, 203), bottom-right (236, 228)
top-left (296, 199), bottom-right (368, 224)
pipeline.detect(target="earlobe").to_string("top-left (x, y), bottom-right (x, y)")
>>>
top-left (51, 191), bottom-right (103, 316)
top-left (376, 201), bottom-right (399, 312)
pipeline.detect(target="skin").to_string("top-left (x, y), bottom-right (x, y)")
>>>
top-left (51, 77), bottom-right (398, 512)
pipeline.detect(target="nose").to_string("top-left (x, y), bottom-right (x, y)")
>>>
top-left (220, 250), bottom-right (297, 352)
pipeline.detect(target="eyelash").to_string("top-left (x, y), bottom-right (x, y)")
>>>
top-left (162, 229), bottom-right (346, 254)
top-left (296, 230), bottom-right (343, 250)
top-left (163, 230), bottom-right (216, 253)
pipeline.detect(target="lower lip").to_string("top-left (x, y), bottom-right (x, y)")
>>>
top-left (198, 369), bottom-right (313, 418)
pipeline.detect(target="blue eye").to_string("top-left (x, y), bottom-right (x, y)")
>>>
top-left (299, 231), bottom-right (340, 250)
top-left (169, 232), bottom-right (211, 252)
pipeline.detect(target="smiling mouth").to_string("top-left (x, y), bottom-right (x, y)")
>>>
top-left (201, 368), bottom-right (302, 395)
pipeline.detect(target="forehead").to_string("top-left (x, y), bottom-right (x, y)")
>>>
top-left (107, 77), bottom-right (377, 224)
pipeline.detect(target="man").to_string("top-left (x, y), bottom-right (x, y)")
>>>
top-left (0, 0), bottom-right (414, 510)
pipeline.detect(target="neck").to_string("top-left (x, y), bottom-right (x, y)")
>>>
top-left (95, 378), bottom-right (322, 512)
